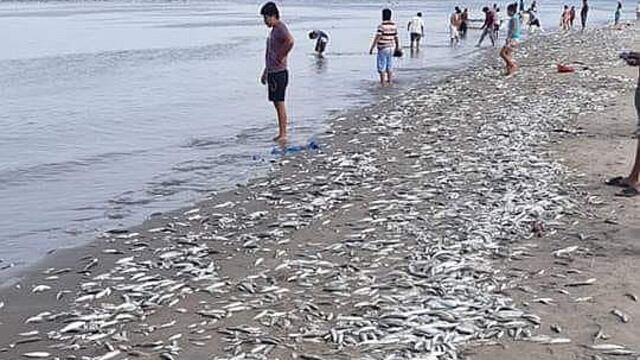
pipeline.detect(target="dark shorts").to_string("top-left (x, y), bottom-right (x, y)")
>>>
top-left (315, 38), bottom-right (327, 53)
top-left (410, 32), bottom-right (422, 42)
top-left (267, 70), bottom-right (288, 102)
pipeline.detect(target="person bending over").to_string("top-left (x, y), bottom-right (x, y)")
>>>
top-left (309, 30), bottom-right (329, 56)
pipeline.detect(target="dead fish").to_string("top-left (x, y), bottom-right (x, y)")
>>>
top-left (60, 321), bottom-right (85, 333)
top-left (611, 309), bottom-right (630, 323)
top-left (31, 285), bottom-right (51, 293)
top-left (553, 245), bottom-right (579, 257)
top-left (22, 352), bottom-right (51, 358)
top-left (25, 312), bottom-right (51, 324)
top-left (96, 350), bottom-right (121, 360)
top-left (587, 344), bottom-right (626, 351)
top-left (565, 278), bottom-right (597, 287)
top-left (550, 324), bottom-right (562, 333)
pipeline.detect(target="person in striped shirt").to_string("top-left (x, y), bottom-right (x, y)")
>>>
top-left (369, 8), bottom-right (400, 85)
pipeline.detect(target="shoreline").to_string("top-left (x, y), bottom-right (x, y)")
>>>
top-left (1, 24), bottom-right (639, 359)
top-left (0, 30), bottom-right (495, 288)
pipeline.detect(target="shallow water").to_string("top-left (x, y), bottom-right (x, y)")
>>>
top-left (0, 0), bottom-right (620, 280)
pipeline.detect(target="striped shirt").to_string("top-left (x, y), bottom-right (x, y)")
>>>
top-left (376, 21), bottom-right (398, 49)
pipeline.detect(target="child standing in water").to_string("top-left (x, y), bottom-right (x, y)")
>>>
top-left (369, 8), bottom-right (400, 85)
top-left (500, 3), bottom-right (521, 76)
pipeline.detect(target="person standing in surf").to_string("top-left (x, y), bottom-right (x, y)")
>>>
top-left (260, 2), bottom-right (294, 144)
top-left (460, 8), bottom-right (470, 38)
top-left (500, 3), bottom-right (521, 76)
top-left (581, 0), bottom-right (589, 31)
top-left (560, 5), bottom-right (571, 30)
top-left (570, 6), bottom-right (577, 28)
top-left (614, 1), bottom-right (622, 26)
top-left (369, 8), bottom-right (400, 85)
top-left (449, 7), bottom-right (461, 46)
top-left (407, 12), bottom-right (425, 50)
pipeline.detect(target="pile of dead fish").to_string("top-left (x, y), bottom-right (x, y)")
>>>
top-left (1, 26), bottom-right (638, 360)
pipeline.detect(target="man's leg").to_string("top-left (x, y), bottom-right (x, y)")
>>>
top-left (628, 79), bottom-right (640, 187)
top-left (273, 101), bottom-right (287, 142)
top-left (478, 29), bottom-right (486, 46)
top-left (500, 45), bottom-right (510, 74)
top-left (379, 72), bottom-right (385, 85)
top-left (386, 69), bottom-right (393, 84)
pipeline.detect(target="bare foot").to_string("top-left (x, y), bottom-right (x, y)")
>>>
top-left (273, 134), bottom-right (287, 144)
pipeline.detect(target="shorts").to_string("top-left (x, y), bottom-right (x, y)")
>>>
top-left (376, 47), bottom-right (393, 73)
top-left (410, 32), bottom-right (422, 42)
top-left (315, 38), bottom-right (327, 53)
top-left (267, 70), bottom-right (288, 102)
top-left (449, 25), bottom-right (459, 39)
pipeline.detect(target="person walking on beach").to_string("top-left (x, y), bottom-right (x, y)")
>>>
top-left (260, 2), bottom-right (294, 143)
top-left (560, 5), bottom-right (571, 30)
top-left (606, 51), bottom-right (640, 196)
top-left (569, 6), bottom-right (577, 28)
top-left (460, 8), bottom-right (470, 38)
top-left (308, 30), bottom-right (329, 56)
top-left (369, 8), bottom-right (400, 85)
top-left (528, 7), bottom-right (543, 32)
top-left (407, 12), bottom-right (425, 50)
top-left (449, 7), bottom-right (462, 46)
top-left (477, 6), bottom-right (497, 46)
top-left (615, 1), bottom-right (622, 26)
top-left (500, 3), bottom-right (521, 76)
top-left (581, 0), bottom-right (589, 30)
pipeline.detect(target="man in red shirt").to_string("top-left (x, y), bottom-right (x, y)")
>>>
top-left (477, 6), bottom-right (496, 47)
top-left (260, 2), bottom-right (294, 144)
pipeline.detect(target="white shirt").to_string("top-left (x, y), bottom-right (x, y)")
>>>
top-left (408, 16), bottom-right (425, 34)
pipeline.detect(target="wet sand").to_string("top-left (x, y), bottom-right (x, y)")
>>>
top-left (1, 24), bottom-right (639, 360)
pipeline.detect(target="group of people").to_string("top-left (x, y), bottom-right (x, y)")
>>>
top-left (257, 0), bottom-right (633, 144)
top-left (258, 1), bottom-right (530, 143)
top-left (560, 0), bottom-right (589, 31)
top-left (449, 7), bottom-right (470, 46)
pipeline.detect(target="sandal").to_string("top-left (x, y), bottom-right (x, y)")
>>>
top-left (616, 187), bottom-right (640, 197)
top-left (605, 176), bottom-right (629, 188)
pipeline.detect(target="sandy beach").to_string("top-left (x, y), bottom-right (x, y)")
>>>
top-left (1, 24), bottom-right (640, 360)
